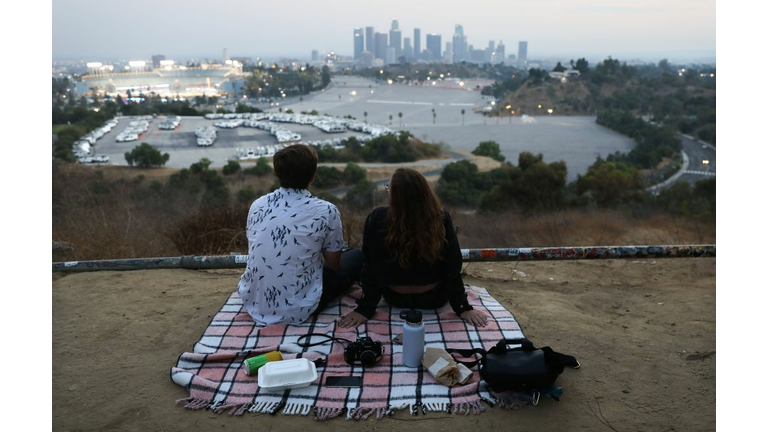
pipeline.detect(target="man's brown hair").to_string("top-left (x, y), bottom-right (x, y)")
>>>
top-left (273, 144), bottom-right (318, 189)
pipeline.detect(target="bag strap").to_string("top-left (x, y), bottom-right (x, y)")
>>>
top-left (494, 338), bottom-right (535, 352)
top-left (446, 348), bottom-right (486, 368)
top-left (541, 347), bottom-right (580, 369)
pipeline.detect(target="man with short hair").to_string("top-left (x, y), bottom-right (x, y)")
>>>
top-left (237, 144), bottom-right (360, 325)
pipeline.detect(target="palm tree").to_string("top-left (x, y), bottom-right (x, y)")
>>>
top-left (299, 96), bottom-right (304, 105)
top-left (364, 111), bottom-right (368, 124)
top-left (389, 114), bottom-right (393, 125)
top-left (432, 108), bottom-right (436, 124)
top-left (461, 109), bottom-right (465, 126)
top-left (398, 112), bottom-right (403, 127)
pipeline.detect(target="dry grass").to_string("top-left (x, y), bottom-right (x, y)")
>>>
top-left (53, 163), bottom-right (715, 262)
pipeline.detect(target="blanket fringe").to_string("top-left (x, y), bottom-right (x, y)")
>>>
top-left (497, 395), bottom-right (528, 410)
top-left (212, 402), bottom-right (253, 416)
top-left (314, 407), bottom-right (345, 421)
top-left (176, 397), bottom-right (212, 411)
top-left (450, 401), bottom-right (486, 415)
top-left (282, 403), bottom-right (312, 416)
top-left (348, 407), bottom-right (389, 420)
top-left (248, 401), bottom-right (280, 414)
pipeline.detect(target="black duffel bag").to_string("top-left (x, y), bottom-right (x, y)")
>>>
top-left (447, 338), bottom-right (579, 394)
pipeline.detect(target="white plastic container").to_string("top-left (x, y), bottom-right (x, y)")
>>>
top-left (257, 358), bottom-right (318, 392)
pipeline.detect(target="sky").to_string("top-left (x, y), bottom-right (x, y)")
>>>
top-left (53, 0), bottom-right (716, 62)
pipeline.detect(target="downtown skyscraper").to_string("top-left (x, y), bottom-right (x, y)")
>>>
top-left (389, 20), bottom-right (402, 60)
top-left (353, 28), bottom-right (364, 59)
top-left (426, 34), bottom-right (441, 61)
top-left (365, 27), bottom-right (375, 53)
top-left (413, 28), bottom-right (421, 60)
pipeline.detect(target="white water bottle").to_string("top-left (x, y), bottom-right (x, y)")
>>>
top-left (400, 309), bottom-right (425, 367)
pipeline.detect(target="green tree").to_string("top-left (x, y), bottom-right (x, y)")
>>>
top-left (190, 158), bottom-right (213, 174)
top-left (364, 111), bottom-right (368, 123)
top-left (472, 141), bottom-right (505, 162)
top-left (321, 65), bottom-right (331, 88)
top-left (343, 162), bottom-right (367, 184)
top-left (575, 158), bottom-right (643, 206)
top-left (344, 180), bottom-right (376, 208)
top-left (313, 166), bottom-right (343, 189)
top-left (398, 112), bottom-right (403, 127)
top-left (244, 157), bottom-right (273, 176)
top-left (553, 62), bottom-right (566, 73)
top-left (237, 186), bottom-right (259, 204)
top-left (222, 160), bottom-right (241, 175)
top-left (461, 109), bottom-right (465, 126)
top-left (124, 143), bottom-right (170, 168)
top-left (574, 58), bottom-right (590, 74)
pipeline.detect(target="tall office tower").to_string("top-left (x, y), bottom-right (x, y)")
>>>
top-left (518, 41), bottom-right (528, 61)
top-left (389, 29), bottom-right (402, 58)
top-left (151, 54), bottom-right (166, 68)
top-left (374, 33), bottom-right (388, 60)
top-left (385, 47), bottom-right (396, 65)
top-left (353, 28), bottom-right (364, 59)
top-left (496, 40), bottom-right (506, 62)
top-left (413, 28), bottom-right (421, 60)
top-left (452, 24), bottom-right (467, 62)
top-left (312, 50), bottom-right (319, 61)
top-left (426, 34), bottom-right (441, 62)
top-left (403, 38), bottom-right (413, 60)
top-left (365, 27), bottom-right (375, 52)
top-left (222, 48), bottom-right (229, 63)
top-left (445, 42), bottom-right (453, 64)
top-left (391, 20), bottom-right (399, 30)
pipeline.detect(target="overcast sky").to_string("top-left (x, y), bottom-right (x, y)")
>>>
top-left (52, 0), bottom-right (716, 62)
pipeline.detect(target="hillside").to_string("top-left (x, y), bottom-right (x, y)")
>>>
top-left (53, 258), bottom-right (716, 430)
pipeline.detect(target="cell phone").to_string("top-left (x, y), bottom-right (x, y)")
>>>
top-left (325, 376), bottom-right (363, 387)
top-left (392, 333), bottom-right (403, 345)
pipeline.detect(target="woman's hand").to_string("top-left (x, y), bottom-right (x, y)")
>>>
top-left (460, 310), bottom-right (488, 327)
top-left (338, 311), bottom-right (369, 328)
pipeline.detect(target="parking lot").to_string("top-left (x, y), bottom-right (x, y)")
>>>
top-left (91, 116), bottom-right (362, 168)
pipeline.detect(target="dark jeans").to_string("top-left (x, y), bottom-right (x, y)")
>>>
top-left (314, 248), bottom-right (364, 314)
top-left (381, 284), bottom-right (449, 310)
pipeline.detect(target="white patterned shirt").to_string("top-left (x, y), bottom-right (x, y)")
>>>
top-left (237, 188), bottom-right (344, 325)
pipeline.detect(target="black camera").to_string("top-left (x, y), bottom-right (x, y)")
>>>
top-left (344, 337), bottom-right (384, 366)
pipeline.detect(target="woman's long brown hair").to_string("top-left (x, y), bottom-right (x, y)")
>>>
top-left (385, 168), bottom-right (446, 268)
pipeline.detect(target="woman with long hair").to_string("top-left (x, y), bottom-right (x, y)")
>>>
top-left (339, 168), bottom-right (488, 328)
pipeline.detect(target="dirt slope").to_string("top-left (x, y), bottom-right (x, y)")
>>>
top-left (53, 258), bottom-right (715, 431)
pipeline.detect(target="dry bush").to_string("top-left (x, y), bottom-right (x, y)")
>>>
top-left (167, 204), bottom-right (249, 255)
top-left (53, 163), bottom-right (181, 260)
top-left (451, 207), bottom-right (715, 249)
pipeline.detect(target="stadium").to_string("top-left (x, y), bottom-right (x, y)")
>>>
top-left (75, 63), bottom-right (244, 97)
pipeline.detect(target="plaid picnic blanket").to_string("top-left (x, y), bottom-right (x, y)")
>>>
top-left (171, 285), bottom-right (528, 419)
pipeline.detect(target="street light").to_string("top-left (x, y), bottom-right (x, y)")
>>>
top-left (547, 108), bottom-right (554, 114)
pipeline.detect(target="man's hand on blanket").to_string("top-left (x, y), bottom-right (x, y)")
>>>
top-left (460, 310), bottom-right (488, 327)
top-left (338, 311), bottom-right (369, 328)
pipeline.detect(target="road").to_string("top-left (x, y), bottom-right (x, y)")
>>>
top-left (677, 134), bottom-right (716, 185)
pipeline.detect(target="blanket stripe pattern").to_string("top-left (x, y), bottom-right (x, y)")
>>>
top-left (171, 285), bottom-right (528, 419)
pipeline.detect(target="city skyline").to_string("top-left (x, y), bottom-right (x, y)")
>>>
top-left (53, 0), bottom-right (716, 63)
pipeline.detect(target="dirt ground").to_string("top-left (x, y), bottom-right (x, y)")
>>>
top-left (52, 258), bottom-right (715, 431)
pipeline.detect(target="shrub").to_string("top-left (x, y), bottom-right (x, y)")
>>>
top-left (344, 180), bottom-right (376, 208)
top-left (343, 162), bottom-right (367, 184)
top-left (222, 160), bottom-right (241, 175)
top-left (237, 186), bottom-right (259, 204)
top-left (472, 141), bottom-right (505, 162)
top-left (124, 143), bottom-right (170, 168)
top-left (313, 166), bottom-right (343, 189)
top-left (244, 157), bottom-right (272, 176)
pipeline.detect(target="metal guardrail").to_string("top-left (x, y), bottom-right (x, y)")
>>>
top-left (52, 245), bottom-right (715, 273)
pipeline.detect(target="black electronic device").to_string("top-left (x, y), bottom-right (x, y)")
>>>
top-left (325, 376), bottom-right (363, 387)
top-left (296, 334), bottom-right (384, 366)
top-left (343, 337), bottom-right (384, 366)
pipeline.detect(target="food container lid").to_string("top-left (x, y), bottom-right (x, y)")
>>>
top-left (257, 358), bottom-right (318, 392)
